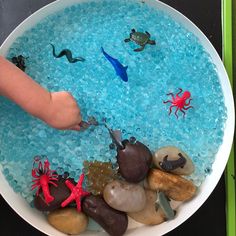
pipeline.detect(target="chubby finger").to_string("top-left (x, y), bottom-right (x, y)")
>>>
top-left (69, 124), bottom-right (81, 131)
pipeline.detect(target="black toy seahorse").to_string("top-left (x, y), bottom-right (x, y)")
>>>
top-left (50, 44), bottom-right (85, 63)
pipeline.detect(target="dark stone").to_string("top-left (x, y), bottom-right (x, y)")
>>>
top-left (82, 195), bottom-right (128, 236)
top-left (117, 140), bottom-right (152, 183)
top-left (34, 177), bottom-right (76, 212)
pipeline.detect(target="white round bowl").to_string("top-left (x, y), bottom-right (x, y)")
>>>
top-left (0, 0), bottom-right (235, 235)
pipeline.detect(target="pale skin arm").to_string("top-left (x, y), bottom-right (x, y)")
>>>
top-left (0, 56), bottom-right (82, 130)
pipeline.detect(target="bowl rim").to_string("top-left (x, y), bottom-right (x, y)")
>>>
top-left (0, 0), bottom-right (235, 235)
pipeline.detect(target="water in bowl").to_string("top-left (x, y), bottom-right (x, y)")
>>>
top-left (0, 0), bottom-right (227, 204)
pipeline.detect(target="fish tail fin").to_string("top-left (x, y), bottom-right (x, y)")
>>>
top-left (101, 47), bottom-right (105, 53)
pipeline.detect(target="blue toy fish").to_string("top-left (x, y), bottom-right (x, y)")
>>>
top-left (101, 47), bottom-right (128, 82)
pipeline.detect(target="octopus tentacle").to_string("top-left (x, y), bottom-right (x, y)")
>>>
top-left (163, 100), bottom-right (172, 104)
top-left (174, 107), bottom-right (179, 119)
top-left (179, 109), bottom-right (186, 117)
top-left (183, 106), bottom-right (193, 110)
top-left (177, 88), bottom-right (183, 96)
top-left (185, 99), bottom-right (192, 106)
top-left (166, 92), bottom-right (175, 100)
top-left (168, 105), bottom-right (175, 115)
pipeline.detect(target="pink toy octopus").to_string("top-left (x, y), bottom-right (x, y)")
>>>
top-left (31, 158), bottom-right (58, 204)
top-left (163, 88), bottom-right (193, 118)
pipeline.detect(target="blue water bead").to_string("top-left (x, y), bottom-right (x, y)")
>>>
top-left (0, 155), bottom-right (5, 162)
top-left (38, 130), bottom-right (47, 138)
top-left (46, 146), bottom-right (56, 153)
top-left (3, 168), bottom-right (9, 176)
top-left (56, 167), bottom-right (64, 175)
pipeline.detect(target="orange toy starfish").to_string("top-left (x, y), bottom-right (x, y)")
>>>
top-left (61, 173), bottom-right (90, 211)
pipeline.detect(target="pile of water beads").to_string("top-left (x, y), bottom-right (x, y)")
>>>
top-left (0, 0), bottom-right (228, 235)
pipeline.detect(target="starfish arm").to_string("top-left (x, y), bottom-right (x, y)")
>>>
top-left (82, 190), bottom-right (90, 197)
top-left (61, 194), bottom-right (75, 207)
top-left (78, 173), bottom-right (85, 186)
top-left (65, 180), bottom-right (76, 191)
top-left (75, 198), bottom-right (82, 212)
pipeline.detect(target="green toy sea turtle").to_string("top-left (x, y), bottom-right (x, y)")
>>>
top-left (124, 29), bottom-right (156, 52)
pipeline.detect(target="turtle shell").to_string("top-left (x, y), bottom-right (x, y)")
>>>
top-left (131, 32), bottom-right (149, 45)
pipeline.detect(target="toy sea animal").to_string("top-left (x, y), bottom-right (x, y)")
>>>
top-left (50, 44), bottom-right (85, 63)
top-left (31, 158), bottom-right (58, 204)
top-left (61, 173), bottom-right (90, 212)
top-left (156, 192), bottom-right (175, 220)
top-left (163, 88), bottom-right (193, 118)
top-left (104, 124), bottom-right (124, 149)
top-left (101, 47), bottom-right (128, 82)
top-left (124, 29), bottom-right (156, 52)
top-left (34, 174), bottom-right (76, 212)
top-left (105, 125), bottom-right (152, 183)
top-left (83, 160), bottom-right (118, 195)
top-left (159, 153), bottom-right (187, 171)
top-left (79, 116), bottom-right (99, 131)
top-left (153, 146), bottom-right (195, 175)
top-left (11, 55), bottom-right (26, 71)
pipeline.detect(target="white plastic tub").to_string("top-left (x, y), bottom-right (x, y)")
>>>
top-left (0, 0), bottom-right (234, 235)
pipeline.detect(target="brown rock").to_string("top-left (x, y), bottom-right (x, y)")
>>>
top-left (117, 140), bottom-right (152, 183)
top-left (82, 195), bottom-right (128, 236)
top-left (128, 190), bottom-right (166, 225)
top-left (47, 208), bottom-right (88, 235)
top-left (147, 169), bottom-right (197, 201)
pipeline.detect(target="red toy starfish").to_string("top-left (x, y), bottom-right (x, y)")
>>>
top-left (61, 173), bottom-right (90, 211)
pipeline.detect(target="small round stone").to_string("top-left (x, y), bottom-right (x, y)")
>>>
top-left (47, 208), bottom-right (88, 235)
top-left (153, 146), bottom-right (195, 175)
top-left (128, 189), bottom-right (166, 225)
top-left (103, 180), bottom-right (146, 213)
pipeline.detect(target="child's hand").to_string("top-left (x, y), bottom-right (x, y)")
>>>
top-left (0, 56), bottom-right (82, 130)
top-left (41, 91), bottom-right (82, 130)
